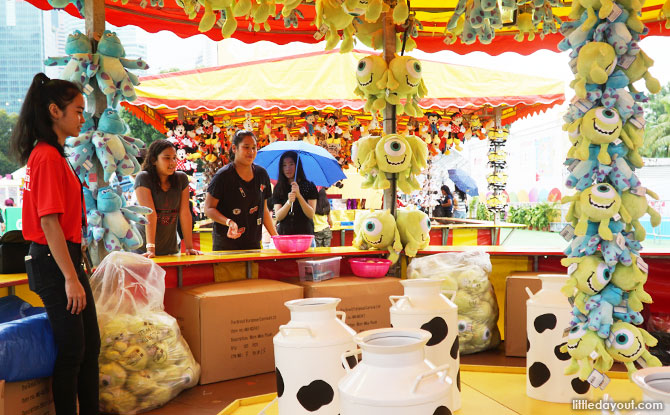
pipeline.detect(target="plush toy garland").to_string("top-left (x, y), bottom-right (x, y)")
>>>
top-left (559, 0), bottom-right (662, 382)
top-left (485, 126), bottom-right (508, 213)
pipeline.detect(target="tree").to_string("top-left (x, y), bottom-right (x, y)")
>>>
top-left (119, 108), bottom-right (165, 146)
top-left (641, 83), bottom-right (670, 158)
top-left (0, 110), bottom-right (22, 175)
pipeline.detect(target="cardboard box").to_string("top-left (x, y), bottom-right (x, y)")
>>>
top-left (505, 272), bottom-right (542, 357)
top-left (164, 279), bottom-right (303, 384)
top-left (289, 276), bottom-right (403, 333)
top-left (0, 377), bottom-right (54, 415)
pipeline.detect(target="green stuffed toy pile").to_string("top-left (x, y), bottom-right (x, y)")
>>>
top-left (559, 0), bottom-right (662, 380)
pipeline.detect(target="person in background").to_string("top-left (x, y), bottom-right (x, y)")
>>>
top-left (453, 186), bottom-right (468, 219)
top-left (273, 151), bottom-right (318, 235)
top-left (434, 185), bottom-right (454, 217)
top-left (134, 139), bottom-right (201, 258)
top-left (313, 188), bottom-right (333, 247)
top-left (205, 130), bottom-right (277, 250)
top-left (5, 198), bottom-right (14, 207)
top-left (10, 73), bottom-right (100, 414)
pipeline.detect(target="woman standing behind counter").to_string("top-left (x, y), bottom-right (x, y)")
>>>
top-left (273, 151), bottom-right (318, 236)
top-left (205, 130), bottom-right (277, 250)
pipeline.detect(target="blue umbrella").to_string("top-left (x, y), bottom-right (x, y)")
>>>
top-left (448, 169), bottom-right (479, 196)
top-left (255, 141), bottom-right (346, 188)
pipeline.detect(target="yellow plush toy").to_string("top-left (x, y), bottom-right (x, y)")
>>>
top-left (99, 362), bottom-right (128, 389)
top-left (373, 134), bottom-right (427, 194)
top-left (570, 42), bottom-right (616, 99)
top-left (396, 209), bottom-right (431, 257)
top-left (353, 209), bottom-right (403, 263)
top-left (514, 12), bottom-right (536, 42)
top-left (315, 0), bottom-right (356, 51)
top-left (621, 50), bottom-right (661, 95)
top-left (100, 387), bottom-right (138, 414)
top-left (621, 188), bottom-right (662, 241)
top-left (565, 107), bottom-right (624, 164)
top-left (385, 55), bottom-right (428, 117)
top-left (119, 344), bottom-right (150, 371)
top-left (351, 135), bottom-right (381, 188)
top-left (353, 55), bottom-right (389, 113)
top-left (661, 0), bottom-right (670, 28)
top-left (562, 183), bottom-right (632, 240)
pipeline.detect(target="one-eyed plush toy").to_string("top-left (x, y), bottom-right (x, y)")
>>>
top-left (560, 254), bottom-right (613, 297)
top-left (396, 209), bottom-right (430, 257)
top-left (353, 55), bottom-right (389, 113)
top-left (565, 107), bottom-right (626, 165)
top-left (94, 30), bottom-right (149, 108)
top-left (351, 135), bottom-right (381, 188)
top-left (353, 209), bottom-right (403, 263)
top-left (372, 134), bottom-right (428, 194)
top-left (96, 186), bottom-right (152, 252)
top-left (315, 0), bottom-right (356, 52)
top-left (562, 183), bottom-right (632, 240)
top-left (385, 55), bottom-right (427, 117)
top-left (611, 256), bottom-right (652, 312)
top-left (621, 188), bottom-right (661, 241)
top-left (605, 322), bottom-right (662, 377)
top-left (570, 42), bottom-right (617, 100)
top-left (44, 30), bottom-right (97, 91)
top-left (561, 322), bottom-right (614, 380)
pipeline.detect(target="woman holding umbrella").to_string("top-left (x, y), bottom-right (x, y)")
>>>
top-left (205, 130), bottom-right (277, 250)
top-left (273, 151), bottom-right (318, 235)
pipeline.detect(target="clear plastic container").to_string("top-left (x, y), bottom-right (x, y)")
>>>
top-left (296, 256), bottom-right (342, 282)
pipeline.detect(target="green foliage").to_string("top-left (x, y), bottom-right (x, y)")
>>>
top-left (119, 108), bottom-right (165, 146)
top-left (470, 197), bottom-right (495, 221)
top-left (641, 83), bottom-right (670, 158)
top-left (508, 202), bottom-right (558, 231)
top-left (0, 110), bottom-right (21, 174)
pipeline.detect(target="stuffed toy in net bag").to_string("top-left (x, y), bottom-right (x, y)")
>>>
top-left (407, 250), bottom-right (501, 354)
top-left (90, 252), bottom-right (200, 414)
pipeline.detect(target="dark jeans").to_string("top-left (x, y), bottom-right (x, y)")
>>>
top-left (26, 241), bottom-right (100, 415)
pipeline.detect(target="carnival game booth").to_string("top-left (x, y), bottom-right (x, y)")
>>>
top-left (7, 0), bottom-right (670, 414)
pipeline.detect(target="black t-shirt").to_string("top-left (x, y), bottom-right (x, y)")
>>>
top-left (207, 163), bottom-right (272, 250)
top-left (272, 180), bottom-right (318, 235)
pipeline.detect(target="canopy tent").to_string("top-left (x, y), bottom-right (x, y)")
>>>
top-left (24, 0), bottom-right (670, 55)
top-left (122, 49), bottom-right (565, 133)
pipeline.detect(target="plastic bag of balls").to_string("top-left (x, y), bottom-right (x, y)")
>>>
top-left (90, 252), bottom-right (201, 414)
top-left (407, 251), bottom-right (501, 354)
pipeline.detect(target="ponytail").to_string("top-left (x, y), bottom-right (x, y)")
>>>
top-left (10, 73), bottom-right (82, 165)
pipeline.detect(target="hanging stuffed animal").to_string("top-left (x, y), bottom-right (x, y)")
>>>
top-left (66, 113), bottom-right (96, 182)
top-left (92, 186), bottom-right (152, 252)
top-left (421, 112), bottom-right (443, 156)
top-left (467, 115), bottom-right (487, 140)
top-left (322, 114), bottom-right (343, 158)
top-left (445, 112), bottom-right (465, 153)
top-left (94, 30), bottom-right (149, 108)
top-left (346, 115), bottom-right (363, 141)
top-left (44, 30), bottom-right (97, 93)
top-left (353, 209), bottom-right (403, 264)
top-left (562, 183), bottom-right (632, 240)
top-left (385, 55), bottom-right (427, 117)
top-left (353, 55), bottom-right (389, 113)
top-left (47, 0), bottom-right (85, 16)
top-left (372, 133), bottom-right (428, 194)
top-left (314, 0), bottom-right (356, 52)
top-left (299, 111), bottom-right (320, 145)
top-left (396, 209), bottom-right (431, 257)
top-left (165, 119), bottom-right (196, 149)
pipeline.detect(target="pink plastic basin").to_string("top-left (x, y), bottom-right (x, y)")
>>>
top-left (272, 235), bottom-right (314, 253)
top-left (349, 258), bottom-right (392, 278)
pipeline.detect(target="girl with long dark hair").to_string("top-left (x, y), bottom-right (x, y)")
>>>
top-left (273, 151), bottom-right (318, 235)
top-left (134, 139), bottom-right (201, 257)
top-left (11, 73), bottom-right (100, 414)
top-left (435, 184), bottom-right (454, 218)
top-left (205, 130), bottom-right (277, 250)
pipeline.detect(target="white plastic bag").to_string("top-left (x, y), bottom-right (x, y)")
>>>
top-left (407, 251), bottom-right (501, 354)
top-left (90, 252), bottom-right (201, 414)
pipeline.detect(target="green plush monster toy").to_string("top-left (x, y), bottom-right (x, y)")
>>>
top-left (396, 209), bottom-right (431, 257)
top-left (100, 388), bottom-right (138, 414)
top-left (119, 344), bottom-right (150, 371)
top-left (621, 188), bottom-right (661, 241)
top-left (126, 369), bottom-right (160, 396)
top-left (373, 134), bottom-right (427, 194)
top-left (622, 51), bottom-right (661, 95)
top-left (605, 322), bottom-right (662, 377)
top-left (611, 256), bottom-right (652, 311)
top-left (561, 323), bottom-right (614, 380)
top-left (353, 209), bottom-right (403, 263)
top-left (353, 55), bottom-right (389, 113)
top-left (99, 362), bottom-right (128, 389)
top-left (385, 56), bottom-right (428, 117)
top-left (566, 107), bottom-right (625, 164)
top-left (351, 135), bottom-right (381, 188)
top-left (570, 42), bottom-right (616, 99)
top-left (315, 0), bottom-right (356, 52)
top-left (562, 183), bottom-right (631, 240)
top-left (621, 121), bottom-right (645, 168)
top-left (560, 254), bottom-right (612, 297)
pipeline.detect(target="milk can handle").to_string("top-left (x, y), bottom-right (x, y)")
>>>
top-left (411, 363), bottom-right (450, 394)
top-left (279, 324), bottom-right (314, 337)
top-left (340, 349), bottom-right (362, 373)
top-left (258, 396), bottom-right (278, 415)
top-left (389, 295), bottom-right (411, 306)
top-left (336, 311), bottom-right (347, 322)
top-left (442, 290), bottom-right (457, 302)
top-left (525, 287), bottom-right (535, 299)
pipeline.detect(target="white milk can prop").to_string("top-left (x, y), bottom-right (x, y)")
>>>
top-left (526, 274), bottom-right (591, 403)
top-left (389, 278), bottom-right (461, 411)
top-left (339, 328), bottom-right (452, 415)
top-left (273, 297), bottom-right (356, 415)
top-left (631, 367), bottom-right (670, 415)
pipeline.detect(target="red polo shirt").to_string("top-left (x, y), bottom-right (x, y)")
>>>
top-left (22, 142), bottom-right (83, 245)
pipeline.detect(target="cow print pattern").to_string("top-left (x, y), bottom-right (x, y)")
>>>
top-left (554, 342), bottom-right (570, 361)
top-left (534, 313), bottom-right (557, 333)
top-left (528, 362), bottom-right (551, 388)
top-left (527, 337), bottom-right (530, 352)
top-left (450, 336), bottom-right (459, 359)
top-left (275, 367), bottom-right (284, 397)
top-left (433, 406), bottom-right (452, 415)
top-left (457, 369), bottom-right (461, 392)
top-left (297, 380), bottom-right (334, 411)
top-left (571, 377), bottom-right (590, 394)
top-left (421, 317), bottom-right (448, 346)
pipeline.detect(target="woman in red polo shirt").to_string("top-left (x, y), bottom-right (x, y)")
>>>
top-left (11, 73), bottom-right (100, 415)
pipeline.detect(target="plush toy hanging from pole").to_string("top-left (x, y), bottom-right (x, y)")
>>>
top-left (485, 125), bottom-right (508, 213)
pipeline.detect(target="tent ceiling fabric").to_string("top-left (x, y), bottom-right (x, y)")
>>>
top-left (25, 0), bottom-right (670, 55)
top-left (122, 49), bottom-right (564, 131)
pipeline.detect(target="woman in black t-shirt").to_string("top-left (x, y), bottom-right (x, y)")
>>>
top-left (205, 130), bottom-right (277, 250)
top-left (273, 151), bottom-right (318, 235)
